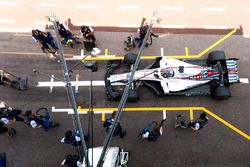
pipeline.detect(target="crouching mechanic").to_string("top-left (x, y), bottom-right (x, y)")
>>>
top-left (141, 119), bottom-right (166, 141)
top-left (188, 112), bottom-right (209, 131)
top-left (24, 110), bottom-right (59, 130)
top-left (61, 130), bottom-right (89, 147)
top-left (60, 154), bottom-right (82, 167)
top-left (56, 21), bottom-right (79, 48)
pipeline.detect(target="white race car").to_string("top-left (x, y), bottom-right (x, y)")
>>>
top-left (105, 51), bottom-right (239, 101)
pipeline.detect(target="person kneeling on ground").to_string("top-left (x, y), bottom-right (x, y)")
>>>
top-left (141, 119), bottom-right (166, 141)
top-left (188, 112), bottom-right (209, 131)
top-left (61, 130), bottom-right (89, 147)
top-left (24, 110), bottom-right (59, 130)
top-left (56, 21), bottom-right (80, 48)
top-left (60, 154), bottom-right (82, 167)
top-left (103, 111), bottom-right (126, 138)
top-left (0, 121), bottom-right (16, 137)
top-left (174, 114), bottom-right (188, 129)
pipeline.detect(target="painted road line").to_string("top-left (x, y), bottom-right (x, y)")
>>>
top-left (75, 22), bottom-right (98, 26)
top-left (118, 24), bottom-right (139, 28)
top-left (247, 7), bottom-right (250, 11)
top-left (33, 21), bottom-right (52, 26)
top-left (78, 4), bottom-right (100, 9)
top-left (202, 108), bottom-right (250, 141)
top-left (37, 80), bottom-right (126, 87)
top-left (161, 25), bottom-right (185, 28)
top-left (0, 1), bottom-right (17, 6)
top-left (161, 6), bottom-right (184, 11)
top-left (0, 27), bottom-right (33, 33)
top-left (189, 110), bottom-right (193, 121)
top-left (204, 26), bottom-right (228, 29)
top-left (38, 3), bottom-right (59, 7)
top-left (102, 113), bottom-right (106, 121)
top-left (203, 7), bottom-right (226, 12)
top-left (0, 51), bottom-right (74, 56)
top-left (0, 19), bottom-right (14, 24)
top-left (52, 106), bottom-right (250, 140)
top-left (163, 110), bottom-right (167, 120)
top-left (196, 28), bottom-right (236, 58)
top-left (239, 78), bottom-right (249, 84)
top-left (119, 5), bottom-right (141, 10)
top-left (13, 33), bottom-right (31, 36)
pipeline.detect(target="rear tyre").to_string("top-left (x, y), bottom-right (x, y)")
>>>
top-left (212, 86), bottom-right (231, 100)
top-left (128, 89), bottom-right (139, 102)
top-left (124, 53), bottom-right (137, 65)
top-left (208, 51), bottom-right (226, 65)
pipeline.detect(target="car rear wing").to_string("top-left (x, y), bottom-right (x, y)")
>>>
top-left (226, 59), bottom-right (239, 83)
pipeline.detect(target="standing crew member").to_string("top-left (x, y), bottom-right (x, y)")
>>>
top-left (103, 111), bottom-right (126, 138)
top-left (135, 17), bottom-right (158, 48)
top-left (80, 25), bottom-right (96, 42)
top-left (31, 29), bottom-right (57, 53)
top-left (141, 119), bottom-right (165, 141)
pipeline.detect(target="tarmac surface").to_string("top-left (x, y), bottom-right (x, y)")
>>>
top-left (0, 30), bottom-right (250, 167)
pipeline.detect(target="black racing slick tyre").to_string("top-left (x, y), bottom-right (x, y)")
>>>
top-left (212, 86), bottom-right (231, 100)
top-left (124, 53), bottom-right (137, 65)
top-left (208, 51), bottom-right (226, 65)
top-left (128, 89), bottom-right (139, 102)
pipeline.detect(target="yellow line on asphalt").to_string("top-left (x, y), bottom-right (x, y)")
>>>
top-left (81, 28), bottom-right (237, 61)
top-left (105, 49), bottom-right (108, 55)
top-left (202, 107), bottom-right (250, 141)
top-left (77, 106), bottom-right (249, 140)
top-left (102, 113), bottom-right (106, 121)
top-left (185, 47), bottom-right (189, 56)
top-left (197, 29), bottom-right (237, 57)
top-left (77, 107), bottom-right (203, 112)
top-left (0, 51), bottom-right (74, 56)
top-left (190, 109), bottom-right (193, 121)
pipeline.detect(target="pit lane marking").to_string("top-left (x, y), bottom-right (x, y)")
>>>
top-left (204, 26), bottom-right (228, 29)
top-left (161, 6), bottom-right (184, 11)
top-left (38, 3), bottom-right (59, 8)
top-left (0, 1), bottom-right (17, 6)
top-left (52, 106), bottom-right (250, 140)
top-left (161, 25), bottom-right (185, 29)
top-left (118, 5), bottom-right (141, 10)
top-left (0, 19), bottom-right (14, 24)
top-left (239, 78), bottom-right (249, 84)
top-left (203, 7), bottom-right (227, 12)
top-left (78, 4), bottom-right (100, 9)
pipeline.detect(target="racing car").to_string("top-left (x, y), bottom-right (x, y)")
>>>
top-left (105, 51), bottom-right (239, 101)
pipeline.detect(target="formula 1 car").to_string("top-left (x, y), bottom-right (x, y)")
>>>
top-left (105, 51), bottom-right (239, 101)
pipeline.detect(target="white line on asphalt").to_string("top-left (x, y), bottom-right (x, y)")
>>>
top-left (78, 4), bottom-right (100, 9)
top-left (243, 34), bottom-right (250, 38)
top-left (0, 1), bottom-right (17, 6)
top-left (118, 24), bottom-right (139, 27)
top-left (204, 26), bottom-right (228, 29)
top-left (239, 78), bottom-right (249, 84)
top-left (161, 25), bottom-right (185, 28)
top-left (247, 7), bottom-right (250, 11)
top-left (38, 3), bottom-right (59, 7)
top-left (0, 19), bottom-right (14, 24)
top-left (203, 7), bottom-right (226, 12)
top-left (119, 5), bottom-right (141, 10)
top-left (37, 80), bottom-right (126, 87)
top-left (33, 21), bottom-right (52, 26)
top-left (75, 22), bottom-right (98, 26)
top-left (161, 6), bottom-right (184, 11)
top-left (0, 27), bottom-right (33, 32)
top-left (163, 110), bottom-right (167, 120)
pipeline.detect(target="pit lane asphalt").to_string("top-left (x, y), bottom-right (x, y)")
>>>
top-left (0, 31), bottom-right (249, 167)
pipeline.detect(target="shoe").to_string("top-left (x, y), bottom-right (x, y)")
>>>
top-left (52, 122), bottom-right (60, 127)
top-left (120, 131), bottom-right (127, 138)
top-left (8, 128), bottom-right (16, 137)
top-left (57, 60), bottom-right (61, 63)
top-left (70, 43), bottom-right (74, 48)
